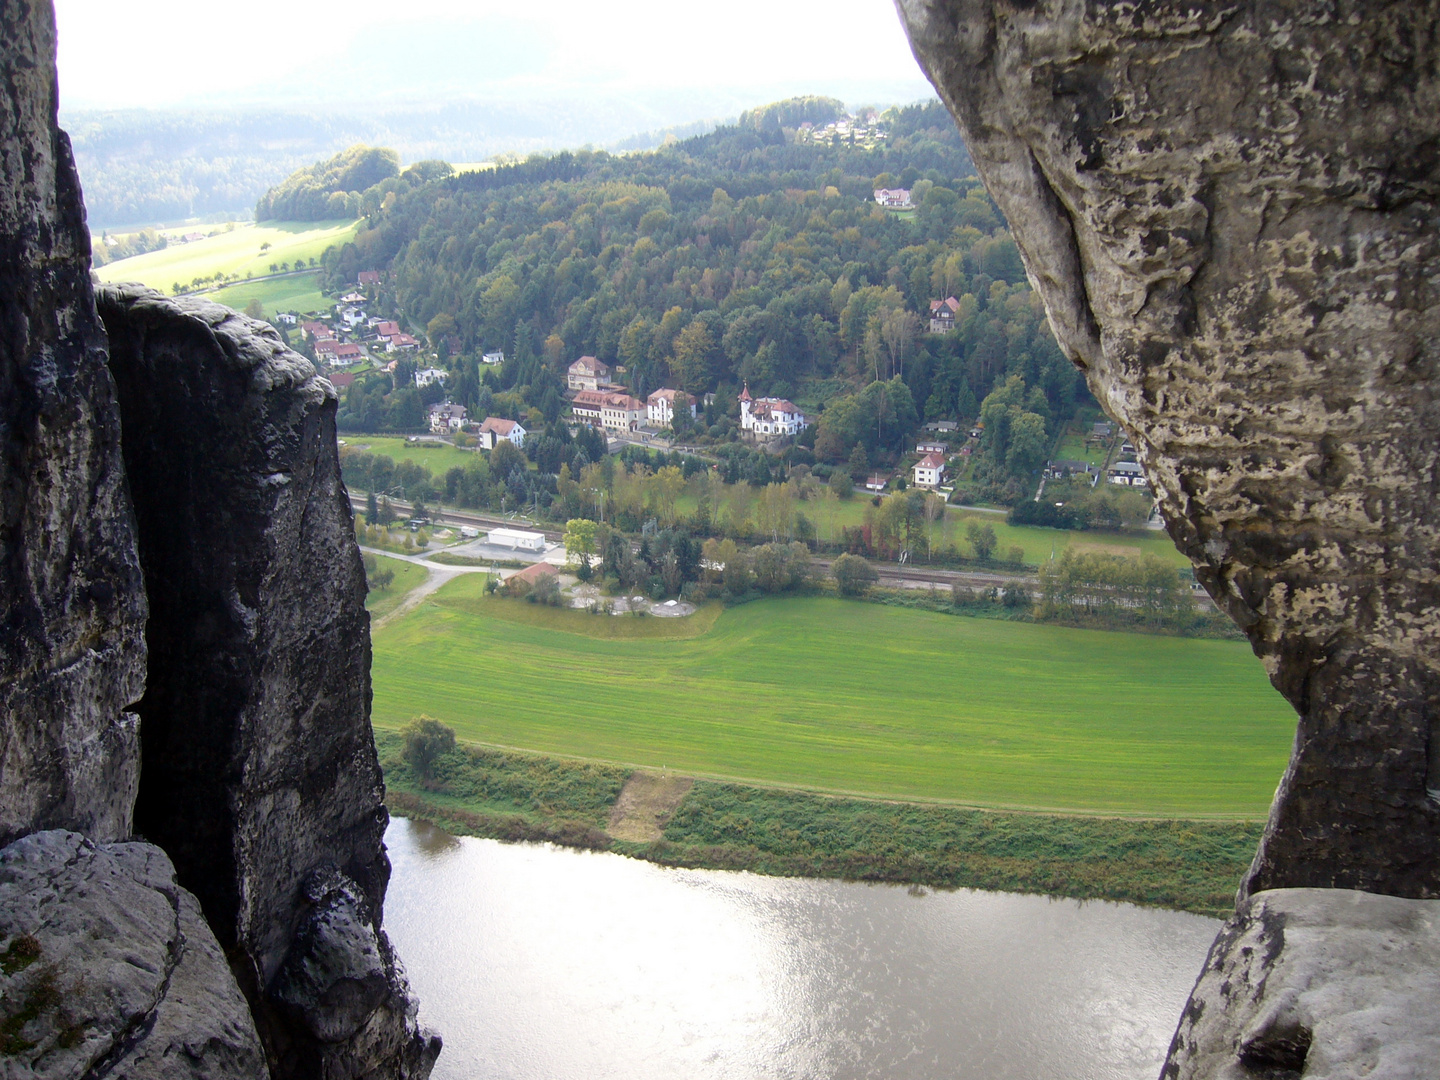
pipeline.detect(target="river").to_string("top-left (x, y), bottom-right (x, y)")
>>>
top-left (384, 817), bottom-right (1218, 1080)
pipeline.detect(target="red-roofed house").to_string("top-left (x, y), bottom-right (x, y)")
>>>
top-left (301, 321), bottom-right (332, 341)
top-left (567, 355), bottom-right (610, 391)
top-left (328, 372), bottom-right (357, 391)
top-left (477, 416), bottom-right (527, 450)
top-left (376, 320), bottom-right (400, 338)
top-left (571, 389), bottom-right (643, 431)
top-left (739, 383), bottom-right (807, 437)
top-left (646, 388), bottom-right (696, 426)
top-left (314, 339), bottom-right (339, 359)
top-left (331, 342), bottom-right (364, 364)
top-left (358, 270), bottom-right (381, 287)
top-left (504, 560), bottom-right (558, 597)
top-left (913, 452), bottom-right (947, 488)
top-left (929, 297), bottom-right (961, 333)
top-left (387, 333), bottom-right (419, 353)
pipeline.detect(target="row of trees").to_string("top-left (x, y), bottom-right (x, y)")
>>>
top-left (1036, 550), bottom-right (1195, 629)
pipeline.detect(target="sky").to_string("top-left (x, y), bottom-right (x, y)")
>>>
top-left (54, 0), bottom-right (936, 113)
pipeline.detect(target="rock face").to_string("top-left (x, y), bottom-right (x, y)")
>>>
top-left (0, 830), bottom-right (267, 1079)
top-left (0, 0), bottom-right (147, 847)
top-left (1163, 888), bottom-right (1440, 1079)
top-left (97, 285), bottom-right (439, 1080)
top-left (895, 0), bottom-right (1440, 902)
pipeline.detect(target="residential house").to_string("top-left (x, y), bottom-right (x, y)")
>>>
top-left (477, 416), bottom-right (527, 449)
top-left (414, 367), bottom-right (447, 388)
top-left (1045, 459), bottom-right (1096, 481)
top-left (929, 296), bottom-right (960, 333)
top-left (275, 313), bottom-right (297, 326)
top-left (916, 440), bottom-right (949, 455)
top-left (913, 452), bottom-right (947, 488)
top-left (328, 372), bottom-right (356, 391)
top-left (646, 388), bottom-right (696, 426)
top-left (482, 350), bottom-right (505, 366)
top-left (388, 334), bottom-right (420, 353)
top-left (331, 342), bottom-right (364, 365)
top-left (571, 389), bottom-right (644, 431)
top-left (924, 420), bottom-right (959, 434)
top-left (301, 320), bottom-right (331, 341)
top-left (873, 188), bottom-right (913, 209)
top-left (181, 231), bottom-right (205, 243)
top-left (567, 355), bottom-right (611, 391)
top-left (338, 306), bottom-right (365, 328)
top-left (313, 339), bottom-right (339, 360)
top-left (376, 320), bottom-right (401, 339)
top-left (864, 472), bottom-right (891, 493)
top-left (504, 560), bottom-right (558, 596)
top-left (1107, 460), bottom-right (1148, 488)
top-left (739, 383), bottom-right (807, 437)
top-left (358, 270), bottom-right (381, 287)
top-left (428, 402), bottom-right (468, 434)
top-left (339, 292), bottom-right (366, 305)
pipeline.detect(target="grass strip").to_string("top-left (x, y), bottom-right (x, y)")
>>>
top-left (378, 733), bottom-right (1259, 917)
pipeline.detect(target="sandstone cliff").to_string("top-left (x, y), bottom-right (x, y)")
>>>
top-left (895, 0), bottom-right (1440, 1072)
top-left (0, 4), bottom-right (437, 1077)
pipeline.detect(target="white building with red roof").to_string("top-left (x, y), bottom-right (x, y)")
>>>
top-left (739, 383), bottom-right (807, 437)
top-left (646, 388), bottom-right (696, 427)
top-left (477, 416), bottom-right (527, 450)
top-left (913, 452), bottom-right (947, 488)
top-left (567, 355), bottom-right (611, 391)
top-left (572, 389), bottom-right (645, 431)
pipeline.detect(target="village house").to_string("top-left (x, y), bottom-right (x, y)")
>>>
top-left (567, 355), bottom-right (611, 391)
top-left (313, 339), bottom-right (339, 360)
top-left (924, 419), bottom-right (959, 434)
top-left (428, 402), bottom-right (468, 434)
top-left (339, 291), bottom-right (366, 305)
top-left (376, 320), bottom-right (400, 338)
top-left (330, 342), bottom-right (364, 365)
top-left (646, 388), bottom-right (696, 427)
top-left (929, 297), bottom-right (960, 333)
top-left (916, 440), bottom-right (949, 455)
top-left (1107, 460), bottom-right (1148, 488)
top-left (504, 560), bottom-right (558, 597)
top-left (337, 306), bottom-right (365, 328)
top-left (482, 350), bottom-right (505, 366)
top-left (739, 383), bottom-right (807, 437)
top-left (358, 270), bottom-right (381, 287)
top-left (571, 389), bottom-right (644, 431)
top-left (388, 334), bottom-right (420, 353)
top-left (1045, 459), bottom-right (1097, 482)
top-left (328, 371), bottom-right (356, 391)
top-left (274, 312), bottom-right (297, 326)
top-left (414, 367), bottom-right (447, 388)
top-left (865, 472), bottom-right (891, 493)
top-left (913, 452), bottom-right (947, 488)
top-left (476, 416), bottom-right (527, 449)
top-left (301, 320), bottom-right (331, 342)
top-left (873, 188), bottom-right (913, 209)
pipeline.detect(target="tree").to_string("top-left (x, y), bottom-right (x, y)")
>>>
top-left (490, 439), bottom-right (525, 480)
top-left (670, 320), bottom-right (717, 392)
top-left (563, 518), bottom-right (599, 569)
top-left (244, 297), bottom-right (265, 320)
top-left (828, 468), bottom-right (853, 499)
top-left (832, 553), bottom-right (878, 596)
top-left (967, 521), bottom-right (998, 560)
top-left (366, 490), bottom-right (379, 524)
top-left (400, 717), bottom-right (455, 782)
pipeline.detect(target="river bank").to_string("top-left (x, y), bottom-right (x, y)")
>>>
top-left (377, 732), bottom-right (1260, 917)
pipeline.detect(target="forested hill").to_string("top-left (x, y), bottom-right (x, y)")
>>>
top-left (327, 100), bottom-right (1086, 491)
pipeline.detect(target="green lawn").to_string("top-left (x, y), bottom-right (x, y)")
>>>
top-left (342, 436), bottom-right (478, 472)
top-left (365, 555), bottom-right (428, 620)
top-left (210, 271), bottom-right (329, 318)
top-left (96, 220), bottom-right (360, 295)
top-left (371, 585), bottom-right (1294, 816)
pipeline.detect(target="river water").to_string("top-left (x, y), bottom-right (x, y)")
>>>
top-left (384, 818), bottom-right (1219, 1080)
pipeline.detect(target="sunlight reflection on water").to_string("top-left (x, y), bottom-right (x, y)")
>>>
top-left (384, 817), bottom-right (1218, 1080)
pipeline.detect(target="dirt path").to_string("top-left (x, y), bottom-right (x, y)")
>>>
top-left (363, 546), bottom-right (495, 630)
top-left (607, 773), bottom-right (695, 843)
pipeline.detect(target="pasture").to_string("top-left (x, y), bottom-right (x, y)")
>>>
top-left (95, 220), bottom-right (360, 296)
top-left (210, 271), bottom-right (329, 319)
top-left (370, 585), bottom-right (1295, 816)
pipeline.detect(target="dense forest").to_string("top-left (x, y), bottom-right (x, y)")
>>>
top-left (325, 100), bottom-right (1088, 498)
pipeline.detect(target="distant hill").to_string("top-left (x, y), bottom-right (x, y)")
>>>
top-left (254, 146), bottom-right (402, 222)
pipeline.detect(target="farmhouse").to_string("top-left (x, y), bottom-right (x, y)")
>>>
top-left (428, 402), bottom-right (468, 434)
top-left (646, 388), bottom-right (695, 426)
top-left (1107, 460), bottom-right (1148, 488)
top-left (414, 367), bottom-right (447, 388)
top-left (567, 355), bottom-right (611, 391)
top-left (913, 452), bottom-right (947, 488)
top-left (739, 384), bottom-right (807, 437)
top-left (929, 296), bottom-right (960, 333)
top-left (477, 416), bottom-right (526, 449)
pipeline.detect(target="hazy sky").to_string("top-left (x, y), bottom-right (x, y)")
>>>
top-left (55, 0), bottom-right (935, 112)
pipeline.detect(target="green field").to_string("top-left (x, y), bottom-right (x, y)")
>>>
top-left (342, 436), bottom-right (477, 472)
top-left (365, 554), bottom-right (428, 620)
top-left (371, 583), bottom-right (1295, 816)
top-left (96, 220), bottom-right (360, 296)
top-left (210, 271), bottom-right (329, 318)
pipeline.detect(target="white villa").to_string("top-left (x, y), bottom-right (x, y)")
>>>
top-left (739, 383), bottom-right (807, 437)
top-left (646, 388), bottom-right (696, 427)
top-left (567, 355), bottom-right (611, 391)
top-left (913, 452), bottom-right (947, 488)
top-left (477, 416), bottom-right (527, 449)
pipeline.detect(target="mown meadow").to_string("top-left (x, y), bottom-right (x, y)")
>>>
top-left (370, 582), bottom-right (1295, 816)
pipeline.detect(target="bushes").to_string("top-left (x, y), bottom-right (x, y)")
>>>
top-left (831, 552), bottom-right (878, 596)
top-left (400, 717), bottom-right (456, 782)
